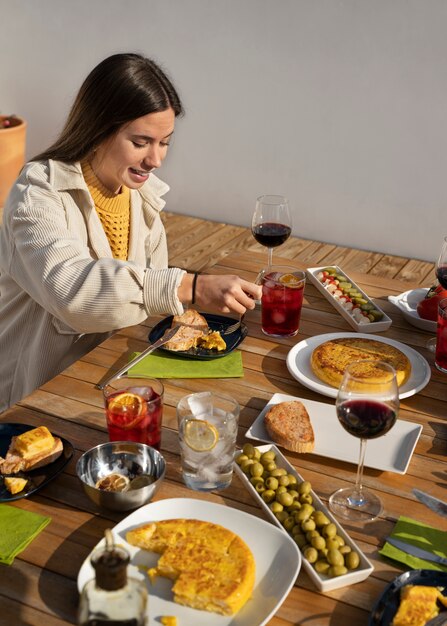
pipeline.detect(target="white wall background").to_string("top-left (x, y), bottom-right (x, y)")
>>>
top-left (1, 0), bottom-right (446, 261)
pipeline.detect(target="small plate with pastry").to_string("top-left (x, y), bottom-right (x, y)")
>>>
top-left (286, 332), bottom-right (431, 400)
top-left (149, 310), bottom-right (248, 360)
top-left (246, 393), bottom-right (422, 474)
top-left (0, 423), bottom-right (74, 501)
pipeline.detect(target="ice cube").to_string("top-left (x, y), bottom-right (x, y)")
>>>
top-left (187, 391), bottom-right (213, 418)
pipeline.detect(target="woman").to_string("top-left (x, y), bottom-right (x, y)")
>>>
top-left (0, 53), bottom-right (261, 412)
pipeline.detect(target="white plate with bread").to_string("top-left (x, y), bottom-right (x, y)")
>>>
top-left (287, 332), bottom-right (431, 400)
top-left (0, 423), bottom-right (73, 501)
top-left (246, 393), bottom-right (422, 474)
top-left (234, 443), bottom-right (374, 592)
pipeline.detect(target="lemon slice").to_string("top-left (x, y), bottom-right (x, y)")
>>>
top-left (95, 473), bottom-right (130, 492)
top-left (279, 273), bottom-right (300, 286)
top-left (108, 391), bottom-right (145, 415)
top-left (129, 475), bottom-right (155, 490)
top-left (184, 419), bottom-right (219, 452)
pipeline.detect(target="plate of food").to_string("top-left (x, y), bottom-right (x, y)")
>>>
top-left (234, 443), bottom-right (374, 591)
top-left (245, 393), bottom-right (422, 474)
top-left (0, 423), bottom-right (74, 501)
top-left (388, 288), bottom-right (440, 333)
top-left (77, 497), bottom-right (301, 626)
top-left (307, 266), bottom-right (392, 333)
top-left (148, 310), bottom-right (248, 360)
top-left (368, 569), bottom-right (447, 625)
top-left (286, 332), bottom-right (431, 400)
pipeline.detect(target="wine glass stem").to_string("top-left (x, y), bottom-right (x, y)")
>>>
top-left (353, 438), bottom-right (367, 500)
top-left (268, 247), bottom-right (273, 268)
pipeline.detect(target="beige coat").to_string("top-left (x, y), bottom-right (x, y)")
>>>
top-left (0, 160), bottom-right (185, 411)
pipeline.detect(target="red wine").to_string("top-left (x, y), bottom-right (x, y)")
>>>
top-left (436, 265), bottom-right (447, 290)
top-left (337, 399), bottom-right (396, 439)
top-left (252, 222), bottom-right (291, 247)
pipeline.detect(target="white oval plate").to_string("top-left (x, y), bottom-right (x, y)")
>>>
top-left (77, 497), bottom-right (301, 626)
top-left (286, 332), bottom-right (431, 400)
top-left (388, 289), bottom-right (437, 333)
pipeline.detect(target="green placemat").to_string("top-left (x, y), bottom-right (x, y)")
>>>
top-left (0, 504), bottom-right (51, 565)
top-left (128, 350), bottom-right (244, 378)
top-left (379, 515), bottom-right (447, 572)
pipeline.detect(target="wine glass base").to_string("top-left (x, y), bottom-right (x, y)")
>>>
top-left (427, 337), bottom-right (437, 353)
top-left (329, 487), bottom-right (383, 522)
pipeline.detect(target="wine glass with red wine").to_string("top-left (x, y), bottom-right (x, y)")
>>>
top-left (329, 361), bottom-right (399, 522)
top-left (427, 236), bottom-right (447, 353)
top-left (251, 195), bottom-right (292, 268)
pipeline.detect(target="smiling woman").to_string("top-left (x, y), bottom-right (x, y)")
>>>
top-left (0, 53), bottom-right (262, 412)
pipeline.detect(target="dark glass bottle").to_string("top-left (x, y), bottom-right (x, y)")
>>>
top-left (78, 530), bottom-right (147, 626)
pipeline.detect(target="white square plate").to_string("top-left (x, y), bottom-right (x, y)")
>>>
top-left (77, 497), bottom-right (301, 626)
top-left (246, 393), bottom-right (422, 474)
top-left (234, 444), bottom-right (374, 591)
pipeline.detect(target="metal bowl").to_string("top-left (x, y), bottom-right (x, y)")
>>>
top-left (76, 441), bottom-right (166, 511)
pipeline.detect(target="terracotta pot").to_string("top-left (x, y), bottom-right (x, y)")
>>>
top-left (0, 115), bottom-right (27, 207)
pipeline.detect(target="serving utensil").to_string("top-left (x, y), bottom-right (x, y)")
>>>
top-left (413, 488), bottom-right (447, 518)
top-left (385, 536), bottom-right (447, 567)
top-left (95, 325), bottom-right (181, 390)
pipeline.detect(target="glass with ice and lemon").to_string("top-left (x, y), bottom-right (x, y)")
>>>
top-left (103, 376), bottom-right (164, 450)
top-left (261, 266), bottom-right (306, 337)
top-left (177, 391), bottom-right (240, 491)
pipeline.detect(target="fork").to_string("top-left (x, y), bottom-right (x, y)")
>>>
top-left (222, 314), bottom-right (245, 335)
top-left (425, 615), bottom-right (447, 626)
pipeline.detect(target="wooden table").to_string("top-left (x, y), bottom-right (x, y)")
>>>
top-left (1, 248), bottom-right (446, 626)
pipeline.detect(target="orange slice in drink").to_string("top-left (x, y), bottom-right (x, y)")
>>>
top-left (107, 392), bottom-right (147, 429)
top-left (279, 273), bottom-right (300, 286)
top-left (184, 419), bottom-right (219, 452)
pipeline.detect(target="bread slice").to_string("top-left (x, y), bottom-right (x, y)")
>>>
top-left (163, 309), bottom-right (209, 351)
top-left (0, 428), bottom-right (63, 474)
top-left (264, 401), bottom-right (315, 453)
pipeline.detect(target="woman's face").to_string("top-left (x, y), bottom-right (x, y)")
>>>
top-left (91, 108), bottom-right (175, 194)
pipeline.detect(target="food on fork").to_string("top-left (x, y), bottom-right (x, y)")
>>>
top-left (163, 309), bottom-right (226, 352)
top-left (126, 518), bottom-right (255, 616)
top-left (264, 401), bottom-right (315, 453)
top-left (311, 337), bottom-right (411, 389)
top-left (391, 584), bottom-right (447, 626)
top-left (0, 426), bottom-right (63, 474)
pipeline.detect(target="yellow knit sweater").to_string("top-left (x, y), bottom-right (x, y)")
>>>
top-left (81, 160), bottom-right (130, 260)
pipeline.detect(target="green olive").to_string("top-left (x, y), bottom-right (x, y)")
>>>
top-left (311, 536), bottom-right (326, 551)
top-left (301, 518), bottom-right (316, 532)
top-left (252, 448), bottom-right (261, 460)
top-left (276, 485), bottom-right (287, 496)
top-left (250, 475), bottom-right (264, 486)
top-left (265, 461), bottom-right (277, 472)
top-left (334, 535), bottom-right (345, 547)
top-left (260, 451), bottom-right (276, 463)
top-left (312, 511), bottom-right (330, 527)
top-left (275, 510), bottom-right (288, 523)
top-left (300, 493), bottom-right (313, 505)
top-left (242, 443), bottom-right (256, 458)
top-left (322, 523), bottom-right (337, 538)
top-left (250, 462), bottom-right (264, 477)
top-left (327, 549), bottom-right (344, 566)
top-left (270, 468), bottom-right (287, 477)
top-left (278, 475), bottom-right (290, 487)
top-left (291, 524), bottom-right (302, 536)
top-left (325, 537), bottom-right (340, 550)
top-left (305, 530), bottom-right (319, 542)
top-left (236, 453), bottom-right (248, 465)
top-left (295, 508), bottom-right (311, 523)
top-left (288, 489), bottom-right (299, 499)
top-left (328, 565), bottom-right (348, 578)
top-left (270, 501), bottom-right (283, 514)
top-left (283, 516), bottom-right (296, 531)
top-left (265, 476), bottom-right (279, 490)
top-left (346, 551), bottom-right (360, 570)
top-left (240, 459), bottom-right (254, 473)
top-left (298, 480), bottom-right (312, 495)
top-left (277, 492), bottom-right (294, 507)
top-left (339, 545), bottom-right (352, 555)
top-left (303, 547), bottom-right (318, 564)
top-left (314, 560), bottom-right (331, 575)
top-left (287, 501), bottom-right (301, 513)
top-left (262, 489), bottom-right (276, 503)
top-left (294, 534), bottom-right (307, 549)
top-left (255, 482), bottom-right (265, 493)
top-left (287, 474), bottom-right (298, 485)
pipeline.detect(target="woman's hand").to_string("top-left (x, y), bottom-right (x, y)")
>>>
top-left (179, 273), bottom-right (262, 315)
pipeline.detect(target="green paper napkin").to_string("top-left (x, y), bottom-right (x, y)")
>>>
top-left (0, 504), bottom-right (51, 565)
top-left (379, 515), bottom-right (447, 572)
top-left (128, 350), bottom-right (244, 379)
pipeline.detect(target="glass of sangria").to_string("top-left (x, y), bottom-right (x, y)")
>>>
top-left (260, 266), bottom-right (306, 337)
top-left (103, 376), bottom-right (164, 450)
top-left (329, 361), bottom-right (399, 522)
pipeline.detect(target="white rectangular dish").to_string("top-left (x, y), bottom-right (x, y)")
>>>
top-left (234, 444), bottom-right (374, 592)
top-left (246, 393), bottom-right (422, 474)
top-left (307, 265), bottom-right (392, 333)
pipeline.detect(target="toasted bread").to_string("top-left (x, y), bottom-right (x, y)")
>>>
top-left (311, 337), bottom-right (411, 389)
top-left (126, 518), bottom-right (255, 616)
top-left (164, 309), bottom-right (209, 351)
top-left (0, 427), bottom-right (63, 474)
top-left (264, 400), bottom-right (315, 453)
